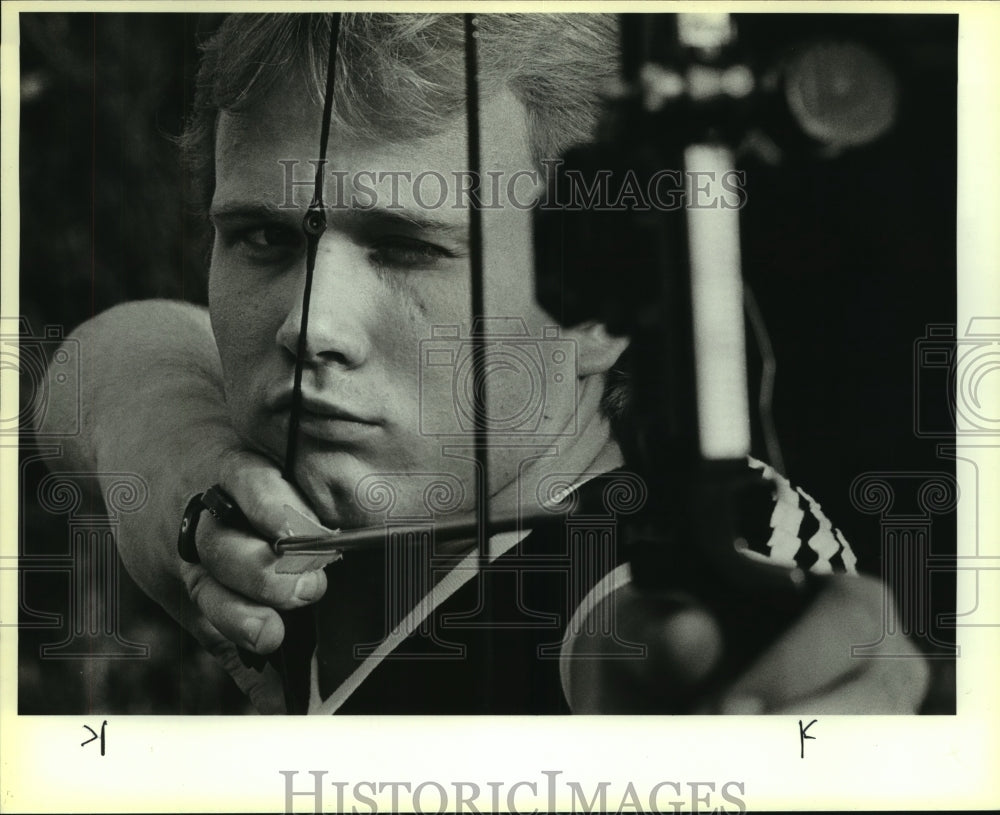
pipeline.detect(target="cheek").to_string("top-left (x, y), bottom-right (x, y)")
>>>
top-left (482, 207), bottom-right (535, 316)
top-left (386, 273), bottom-right (471, 358)
top-left (208, 259), bottom-right (284, 381)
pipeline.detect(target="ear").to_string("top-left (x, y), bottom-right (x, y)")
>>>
top-left (567, 322), bottom-right (631, 377)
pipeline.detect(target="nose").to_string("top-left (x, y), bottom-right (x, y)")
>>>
top-left (276, 241), bottom-right (372, 370)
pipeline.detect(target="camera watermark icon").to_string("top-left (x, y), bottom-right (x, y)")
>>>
top-left (0, 316), bottom-right (80, 436)
top-left (849, 471), bottom-right (958, 658)
top-left (418, 318), bottom-right (577, 438)
top-left (330, 467), bottom-right (648, 667)
top-left (910, 318), bottom-right (1000, 636)
top-left (347, 472), bottom-right (469, 661)
top-left (530, 471), bottom-right (648, 661)
top-left (914, 317), bottom-right (1000, 438)
top-left (8, 468), bottom-right (150, 659)
top-left (434, 468), bottom-right (647, 662)
top-left (937, 443), bottom-right (1000, 630)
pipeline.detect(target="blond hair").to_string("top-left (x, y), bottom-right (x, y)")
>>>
top-left (181, 13), bottom-right (620, 213)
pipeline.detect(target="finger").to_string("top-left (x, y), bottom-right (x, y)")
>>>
top-left (767, 655), bottom-right (930, 715)
top-left (718, 573), bottom-right (891, 711)
top-left (196, 513), bottom-right (329, 610)
top-left (182, 562), bottom-right (286, 654)
top-left (614, 587), bottom-right (725, 688)
top-left (184, 602), bottom-right (288, 712)
top-left (218, 450), bottom-right (324, 540)
top-left (565, 586), bottom-right (724, 712)
top-left (207, 638), bottom-right (288, 714)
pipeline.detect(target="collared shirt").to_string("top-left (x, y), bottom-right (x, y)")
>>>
top-left (308, 458), bottom-right (857, 714)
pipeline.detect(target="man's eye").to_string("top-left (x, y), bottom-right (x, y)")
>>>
top-left (369, 237), bottom-right (456, 270)
top-left (226, 224), bottom-right (302, 262)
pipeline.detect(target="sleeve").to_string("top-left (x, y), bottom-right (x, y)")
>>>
top-left (745, 456), bottom-right (858, 575)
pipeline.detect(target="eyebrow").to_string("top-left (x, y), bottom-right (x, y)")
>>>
top-left (339, 207), bottom-right (469, 244)
top-left (208, 201), bottom-right (294, 222)
top-left (209, 201), bottom-right (470, 247)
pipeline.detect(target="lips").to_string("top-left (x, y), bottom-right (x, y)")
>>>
top-left (268, 389), bottom-right (380, 442)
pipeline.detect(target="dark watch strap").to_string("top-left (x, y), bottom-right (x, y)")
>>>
top-left (177, 485), bottom-right (251, 565)
top-left (177, 492), bottom-right (206, 564)
top-left (201, 484), bottom-right (250, 529)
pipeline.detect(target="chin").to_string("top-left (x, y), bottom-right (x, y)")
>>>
top-left (291, 454), bottom-right (379, 530)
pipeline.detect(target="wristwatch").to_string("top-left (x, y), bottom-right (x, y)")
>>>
top-left (177, 484), bottom-right (249, 564)
top-left (176, 485), bottom-right (271, 673)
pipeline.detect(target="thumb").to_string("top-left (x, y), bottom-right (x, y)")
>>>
top-left (218, 449), bottom-right (337, 572)
top-left (218, 448), bottom-right (323, 537)
top-left (564, 585), bottom-right (724, 713)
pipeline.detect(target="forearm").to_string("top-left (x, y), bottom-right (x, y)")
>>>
top-left (39, 299), bottom-right (239, 631)
top-left (43, 299), bottom-right (227, 463)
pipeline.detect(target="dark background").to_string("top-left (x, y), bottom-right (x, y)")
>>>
top-left (17, 13), bottom-right (957, 713)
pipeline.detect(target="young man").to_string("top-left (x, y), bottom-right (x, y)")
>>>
top-left (46, 13), bottom-right (927, 713)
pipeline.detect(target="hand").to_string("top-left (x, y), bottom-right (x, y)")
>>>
top-left (563, 573), bottom-right (930, 714)
top-left (115, 440), bottom-right (333, 714)
top-left (176, 449), bottom-right (337, 712)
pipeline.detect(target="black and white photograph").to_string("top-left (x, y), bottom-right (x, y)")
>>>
top-left (2, 3), bottom-right (998, 812)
